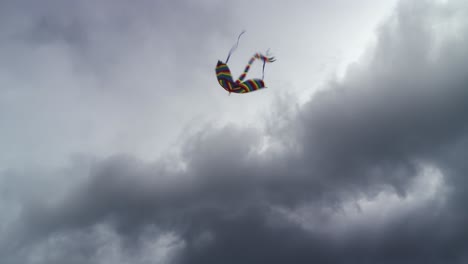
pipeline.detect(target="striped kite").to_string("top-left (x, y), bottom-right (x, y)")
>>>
top-left (215, 31), bottom-right (275, 95)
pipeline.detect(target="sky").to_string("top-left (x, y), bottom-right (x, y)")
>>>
top-left (1, 0), bottom-right (468, 263)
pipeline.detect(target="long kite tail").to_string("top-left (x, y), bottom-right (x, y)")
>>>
top-left (225, 30), bottom-right (246, 64)
top-left (237, 52), bottom-right (276, 82)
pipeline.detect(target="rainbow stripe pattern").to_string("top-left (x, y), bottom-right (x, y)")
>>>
top-left (215, 53), bottom-right (275, 94)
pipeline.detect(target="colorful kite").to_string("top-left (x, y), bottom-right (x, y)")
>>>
top-left (215, 31), bottom-right (275, 95)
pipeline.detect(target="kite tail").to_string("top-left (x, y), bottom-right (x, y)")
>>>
top-left (254, 52), bottom-right (276, 63)
top-left (237, 52), bottom-right (276, 82)
top-left (225, 30), bottom-right (246, 64)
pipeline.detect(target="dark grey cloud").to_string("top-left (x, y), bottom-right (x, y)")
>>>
top-left (3, 0), bottom-right (468, 263)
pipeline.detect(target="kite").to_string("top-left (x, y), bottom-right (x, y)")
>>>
top-left (215, 31), bottom-right (276, 95)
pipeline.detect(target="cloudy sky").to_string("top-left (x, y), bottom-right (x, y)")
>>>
top-left (1, 0), bottom-right (468, 263)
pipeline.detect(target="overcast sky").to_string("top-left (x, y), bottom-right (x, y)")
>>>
top-left (2, 0), bottom-right (468, 263)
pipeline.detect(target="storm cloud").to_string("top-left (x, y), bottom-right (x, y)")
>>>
top-left (2, 0), bottom-right (468, 263)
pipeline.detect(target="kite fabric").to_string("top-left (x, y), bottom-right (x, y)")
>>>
top-left (215, 32), bottom-right (275, 94)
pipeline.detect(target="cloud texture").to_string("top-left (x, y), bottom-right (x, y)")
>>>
top-left (2, 0), bottom-right (468, 263)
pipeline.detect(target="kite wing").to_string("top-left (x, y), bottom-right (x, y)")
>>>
top-left (215, 60), bottom-right (236, 93)
top-left (236, 79), bottom-right (266, 93)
